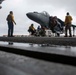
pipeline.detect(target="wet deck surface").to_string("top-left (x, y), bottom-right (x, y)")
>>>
top-left (0, 37), bottom-right (76, 75)
top-left (0, 42), bottom-right (76, 57)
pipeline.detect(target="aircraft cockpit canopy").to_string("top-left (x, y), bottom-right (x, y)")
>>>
top-left (34, 12), bottom-right (38, 13)
top-left (41, 11), bottom-right (50, 16)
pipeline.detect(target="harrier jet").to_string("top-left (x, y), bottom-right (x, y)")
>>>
top-left (0, 0), bottom-right (5, 9)
top-left (26, 11), bottom-right (76, 36)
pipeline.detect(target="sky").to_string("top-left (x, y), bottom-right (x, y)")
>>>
top-left (0, 0), bottom-right (76, 36)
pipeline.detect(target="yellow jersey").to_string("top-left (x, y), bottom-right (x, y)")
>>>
top-left (65, 15), bottom-right (72, 25)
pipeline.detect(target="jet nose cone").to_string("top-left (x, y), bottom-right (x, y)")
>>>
top-left (26, 13), bottom-right (33, 18)
top-left (26, 13), bottom-right (29, 17)
top-left (26, 12), bottom-right (37, 20)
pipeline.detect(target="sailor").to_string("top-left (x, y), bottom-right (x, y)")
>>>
top-left (28, 24), bottom-right (36, 35)
top-left (64, 12), bottom-right (73, 37)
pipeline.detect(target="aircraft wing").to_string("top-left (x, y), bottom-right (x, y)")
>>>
top-left (71, 24), bottom-right (76, 28)
top-left (58, 18), bottom-right (76, 28)
top-left (0, 0), bottom-right (4, 4)
top-left (0, 0), bottom-right (5, 9)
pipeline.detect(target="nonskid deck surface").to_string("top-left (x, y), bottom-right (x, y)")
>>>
top-left (0, 36), bottom-right (76, 46)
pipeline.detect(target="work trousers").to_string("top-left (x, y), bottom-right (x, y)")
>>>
top-left (7, 21), bottom-right (14, 37)
top-left (65, 24), bottom-right (72, 37)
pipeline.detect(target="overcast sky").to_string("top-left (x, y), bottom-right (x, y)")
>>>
top-left (0, 0), bottom-right (76, 36)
